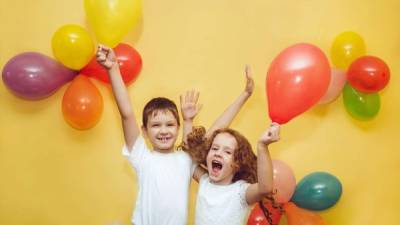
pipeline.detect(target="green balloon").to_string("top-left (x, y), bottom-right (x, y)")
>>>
top-left (343, 83), bottom-right (380, 120)
top-left (292, 172), bottom-right (342, 211)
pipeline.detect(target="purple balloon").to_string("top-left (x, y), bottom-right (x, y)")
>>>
top-left (2, 52), bottom-right (78, 100)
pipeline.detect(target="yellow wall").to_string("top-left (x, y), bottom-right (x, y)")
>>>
top-left (1, 0), bottom-right (399, 224)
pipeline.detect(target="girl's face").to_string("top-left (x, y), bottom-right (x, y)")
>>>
top-left (206, 132), bottom-right (238, 185)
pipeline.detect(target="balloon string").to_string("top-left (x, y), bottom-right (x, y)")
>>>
top-left (258, 190), bottom-right (285, 225)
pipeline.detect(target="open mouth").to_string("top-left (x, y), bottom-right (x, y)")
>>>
top-left (211, 160), bottom-right (223, 174)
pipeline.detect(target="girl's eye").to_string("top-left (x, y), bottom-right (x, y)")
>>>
top-left (167, 123), bottom-right (175, 127)
top-left (225, 151), bottom-right (232, 155)
top-left (152, 124), bottom-right (160, 127)
top-left (211, 147), bottom-right (218, 151)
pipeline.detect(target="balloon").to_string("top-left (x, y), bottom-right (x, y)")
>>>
top-left (331, 31), bottom-right (366, 70)
top-left (84, 0), bottom-right (142, 47)
top-left (80, 43), bottom-right (142, 85)
top-left (318, 68), bottom-right (346, 104)
top-left (52, 24), bottom-right (94, 70)
top-left (291, 172), bottom-right (342, 211)
top-left (62, 75), bottom-right (103, 130)
top-left (284, 202), bottom-right (327, 225)
top-left (266, 43), bottom-right (330, 124)
top-left (2, 52), bottom-right (78, 100)
top-left (247, 201), bottom-right (282, 225)
top-left (343, 83), bottom-right (380, 120)
top-left (347, 56), bottom-right (390, 93)
top-left (272, 160), bottom-right (296, 203)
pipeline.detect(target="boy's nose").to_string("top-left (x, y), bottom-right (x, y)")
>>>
top-left (159, 126), bottom-right (168, 133)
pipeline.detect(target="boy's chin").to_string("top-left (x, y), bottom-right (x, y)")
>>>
top-left (155, 143), bottom-right (175, 151)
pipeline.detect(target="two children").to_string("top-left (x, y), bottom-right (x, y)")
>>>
top-left (96, 45), bottom-right (280, 225)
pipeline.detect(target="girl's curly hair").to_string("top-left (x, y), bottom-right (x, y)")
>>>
top-left (184, 126), bottom-right (257, 184)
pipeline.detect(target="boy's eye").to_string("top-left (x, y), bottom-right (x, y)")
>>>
top-left (152, 124), bottom-right (160, 127)
top-left (225, 151), bottom-right (232, 155)
top-left (167, 123), bottom-right (175, 127)
top-left (211, 147), bottom-right (218, 151)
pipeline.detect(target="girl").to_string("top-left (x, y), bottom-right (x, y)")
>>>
top-left (186, 123), bottom-right (280, 225)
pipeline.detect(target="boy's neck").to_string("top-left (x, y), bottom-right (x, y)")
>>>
top-left (153, 148), bottom-right (175, 154)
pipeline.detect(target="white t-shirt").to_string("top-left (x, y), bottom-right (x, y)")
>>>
top-left (195, 174), bottom-right (251, 225)
top-left (122, 136), bottom-right (196, 225)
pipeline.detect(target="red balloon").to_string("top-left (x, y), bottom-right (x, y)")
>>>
top-left (80, 43), bottom-right (142, 85)
top-left (266, 43), bottom-right (330, 124)
top-left (247, 201), bottom-right (282, 225)
top-left (347, 56), bottom-right (390, 93)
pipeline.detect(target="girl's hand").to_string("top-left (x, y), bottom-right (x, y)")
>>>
top-left (259, 122), bottom-right (280, 146)
top-left (96, 44), bottom-right (117, 70)
top-left (244, 64), bottom-right (255, 96)
top-left (180, 90), bottom-right (202, 121)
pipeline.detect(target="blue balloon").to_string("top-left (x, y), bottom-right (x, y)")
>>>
top-left (292, 171), bottom-right (342, 211)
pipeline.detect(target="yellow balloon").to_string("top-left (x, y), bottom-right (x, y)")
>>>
top-left (84, 0), bottom-right (142, 47)
top-left (330, 31), bottom-right (366, 70)
top-left (52, 24), bottom-right (94, 70)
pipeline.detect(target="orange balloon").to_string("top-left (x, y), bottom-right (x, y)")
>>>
top-left (62, 75), bottom-right (103, 130)
top-left (284, 202), bottom-right (327, 225)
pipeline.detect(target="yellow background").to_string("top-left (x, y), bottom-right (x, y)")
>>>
top-left (1, 0), bottom-right (399, 225)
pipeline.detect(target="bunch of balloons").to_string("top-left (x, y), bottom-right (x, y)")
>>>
top-left (331, 31), bottom-right (390, 120)
top-left (2, 0), bottom-right (143, 130)
top-left (265, 31), bottom-right (390, 124)
top-left (247, 161), bottom-right (342, 225)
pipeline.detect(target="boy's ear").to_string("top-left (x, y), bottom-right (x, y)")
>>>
top-left (141, 125), bottom-right (148, 137)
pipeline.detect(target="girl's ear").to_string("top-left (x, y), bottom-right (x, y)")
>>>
top-left (232, 161), bottom-right (240, 173)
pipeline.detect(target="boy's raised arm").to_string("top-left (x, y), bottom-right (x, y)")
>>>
top-left (96, 45), bottom-right (140, 150)
top-left (205, 65), bottom-right (254, 138)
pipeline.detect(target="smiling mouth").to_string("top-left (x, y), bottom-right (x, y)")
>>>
top-left (157, 137), bottom-right (171, 143)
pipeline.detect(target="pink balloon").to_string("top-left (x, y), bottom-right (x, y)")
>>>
top-left (272, 160), bottom-right (296, 203)
top-left (318, 68), bottom-right (346, 104)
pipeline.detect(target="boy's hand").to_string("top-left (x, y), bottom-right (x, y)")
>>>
top-left (258, 122), bottom-right (280, 146)
top-left (180, 90), bottom-right (202, 121)
top-left (96, 44), bottom-right (117, 70)
top-left (244, 64), bottom-right (255, 96)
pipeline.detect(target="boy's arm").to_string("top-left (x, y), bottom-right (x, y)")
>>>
top-left (245, 123), bottom-right (280, 205)
top-left (180, 90), bottom-right (202, 144)
top-left (205, 65), bottom-right (254, 138)
top-left (97, 45), bottom-right (140, 150)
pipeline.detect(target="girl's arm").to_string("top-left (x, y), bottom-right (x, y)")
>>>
top-left (205, 65), bottom-right (254, 138)
top-left (245, 123), bottom-right (280, 205)
top-left (180, 90), bottom-right (202, 145)
top-left (180, 90), bottom-right (207, 181)
top-left (97, 45), bottom-right (140, 150)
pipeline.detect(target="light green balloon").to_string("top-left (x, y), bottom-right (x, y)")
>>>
top-left (343, 83), bottom-right (380, 120)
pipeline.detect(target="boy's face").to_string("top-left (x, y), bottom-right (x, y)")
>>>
top-left (142, 110), bottom-right (179, 152)
top-left (206, 132), bottom-right (238, 185)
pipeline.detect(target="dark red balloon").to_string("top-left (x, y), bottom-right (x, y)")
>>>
top-left (80, 43), bottom-right (142, 85)
top-left (347, 56), bottom-right (390, 93)
top-left (247, 201), bottom-right (282, 225)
